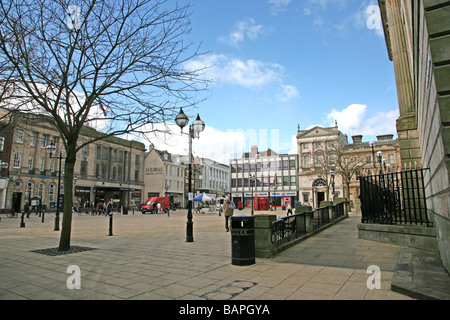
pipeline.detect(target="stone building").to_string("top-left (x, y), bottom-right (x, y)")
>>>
top-left (0, 111), bottom-right (146, 212)
top-left (296, 123), bottom-right (399, 208)
top-left (143, 146), bottom-right (185, 206)
top-left (378, 0), bottom-right (450, 271)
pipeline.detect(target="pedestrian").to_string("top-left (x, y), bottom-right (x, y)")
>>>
top-left (224, 199), bottom-right (234, 232)
top-left (156, 202), bottom-right (161, 214)
top-left (287, 203), bottom-right (293, 216)
top-left (24, 201), bottom-right (30, 218)
top-left (106, 202), bottom-right (112, 215)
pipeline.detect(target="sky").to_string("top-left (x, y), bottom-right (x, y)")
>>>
top-left (144, 0), bottom-right (400, 165)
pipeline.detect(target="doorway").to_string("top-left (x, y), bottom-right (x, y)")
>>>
top-left (317, 192), bottom-right (325, 207)
top-left (12, 192), bottom-right (22, 212)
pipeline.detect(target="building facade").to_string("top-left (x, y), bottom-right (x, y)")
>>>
top-left (297, 123), bottom-right (399, 209)
top-left (378, 0), bottom-right (450, 270)
top-left (0, 112), bottom-right (146, 212)
top-left (230, 146), bottom-right (299, 209)
top-left (195, 157), bottom-right (229, 198)
top-left (143, 146), bottom-right (185, 206)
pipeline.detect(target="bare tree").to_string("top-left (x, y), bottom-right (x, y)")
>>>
top-left (0, 0), bottom-right (208, 251)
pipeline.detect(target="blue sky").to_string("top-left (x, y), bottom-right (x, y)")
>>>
top-left (148, 0), bottom-right (400, 164)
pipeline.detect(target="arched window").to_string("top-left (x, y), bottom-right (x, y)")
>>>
top-left (25, 181), bottom-right (34, 202)
top-left (49, 183), bottom-right (56, 203)
top-left (313, 179), bottom-right (327, 187)
top-left (38, 182), bottom-right (45, 201)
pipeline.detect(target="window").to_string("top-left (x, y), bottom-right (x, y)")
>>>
top-left (13, 153), bottom-right (21, 168)
top-left (39, 157), bottom-right (45, 171)
top-left (0, 137), bottom-right (4, 151)
top-left (28, 157), bottom-right (34, 170)
top-left (50, 159), bottom-right (55, 172)
top-left (112, 167), bottom-right (116, 180)
top-left (289, 160), bottom-right (296, 170)
top-left (96, 146), bottom-right (101, 159)
top-left (303, 193), bottom-right (309, 203)
top-left (290, 176), bottom-right (296, 186)
top-left (134, 170), bottom-right (139, 181)
top-left (101, 163), bottom-right (107, 179)
top-left (283, 176), bottom-right (289, 186)
top-left (40, 134), bottom-right (47, 148)
top-left (82, 145), bottom-right (89, 156)
top-left (303, 143), bottom-right (310, 150)
top-left (38, 182), bottom-right (45, 201)
top-left (388, 154), bottom-right (395, 163)
top-left (303, 155), bottom-right (310, 168)
top-left (49, 183), bottom-right (56, 202)
top-left (118, 150), bottom-right (124, 163)
top-left (30, 132), bottom-right (36, 147)
top-left (365, 156), bottom-right (372, 164)
top-left (135, 155), bottom-right (140, 167)
top-left (118, 166), bottom-right (123, 181)
top-left (102, 147), bottom-right (108, 160)
top-left (80, 161), bottom-right (88, 178)
top-left (50, 136), bottom-right (57, 146)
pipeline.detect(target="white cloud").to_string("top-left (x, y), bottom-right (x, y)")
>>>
top-left (219, 18), bottom-right (264, 48)
top-left (278, 85), bottom-right (300, 101)
top-left (353, 1), bottom-right (384, 37)
top-left (143, 123), bottom-right (248, 165)
top-left (185, 54), bottom-right (299, 101)
top-left (327, 104), bottom-right (399, 137)
top-left (268, 0), bottom-right (292, 14)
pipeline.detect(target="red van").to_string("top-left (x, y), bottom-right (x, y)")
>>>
top-left (141, 197), bottom-right (170, 214)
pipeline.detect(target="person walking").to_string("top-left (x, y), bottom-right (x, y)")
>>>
top-left (224, 199), bottom-right (234, 232)
top-left (24, 201), bottom-right (30, 218)
top-left (286, 203), bottom-right (293, 216)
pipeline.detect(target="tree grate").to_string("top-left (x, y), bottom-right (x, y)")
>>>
top-left (31, 246), bottom-right (96, 256)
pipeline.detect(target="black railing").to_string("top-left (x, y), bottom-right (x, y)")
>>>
top-left (359, 168), bottom-right (431, 226)
top-left (272, 202), bottom-right (347, 247)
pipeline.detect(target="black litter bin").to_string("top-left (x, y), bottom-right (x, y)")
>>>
top-left (231, 215), bottom-right (255, 266)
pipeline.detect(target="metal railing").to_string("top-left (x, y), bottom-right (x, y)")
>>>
top-left (359, 168), bottom-right (432, 226)
top-left (272, 202), bottom-right (347, 247)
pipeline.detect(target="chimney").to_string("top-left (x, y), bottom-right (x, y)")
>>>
top-left (251, 145), bottom-right (258, 157)
top-left (377, 134), bottom-right (394, 141)
top-left (352, 135), bottom-right (363, 144)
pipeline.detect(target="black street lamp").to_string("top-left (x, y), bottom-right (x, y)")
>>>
top-left (249, 174), bottom-right (256, 215)
top-left (369, 141), bottom-right (376, 170)
top-left (377, 151), bottom-right (383, 174)
top-left (330, 169), bottom-right (336, 201)
top-left (175, 108), bottom-right (205, 242)
top-left (46, 144), bottom-right (63, 231)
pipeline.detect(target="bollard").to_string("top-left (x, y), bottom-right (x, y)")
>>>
top-left (108, 213), bottom-right (113, 236)
top-left (41, 210), bottom-right (45, 223)
top-left (20, 212), bottom-right (26, 228)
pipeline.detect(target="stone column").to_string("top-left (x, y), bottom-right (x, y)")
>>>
top-left (382, 0), bottom-right (422, 167)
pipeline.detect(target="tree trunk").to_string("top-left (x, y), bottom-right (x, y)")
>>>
top-left (58, 147), bottom-right (77, 252)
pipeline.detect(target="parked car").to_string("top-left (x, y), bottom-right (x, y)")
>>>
top-left (141, 197), bottom-right (170, 214)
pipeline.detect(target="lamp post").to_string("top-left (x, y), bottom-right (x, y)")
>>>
top-left (369, 141), bottom-right (376, 170)
top-left (249, 174), bottom-right (256, 215)
top-left (377, 151), bottom-right (383, 174)
top-left (175, 108), bottom-right (205, 242)
top-left (330, 169), bottom-right (336, 201)
top-left (46, 144), bottom-right (63, 231)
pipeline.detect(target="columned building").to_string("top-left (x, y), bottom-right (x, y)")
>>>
top-left (0, 111), bottom-right (146, 212)
top-left (378, 0), bottom-right (450, 270)
top-left (297, 123), bottom-right (399, 209)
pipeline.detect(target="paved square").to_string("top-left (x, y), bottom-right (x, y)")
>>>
top-left (0, 210), bottom-right (413, 300)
